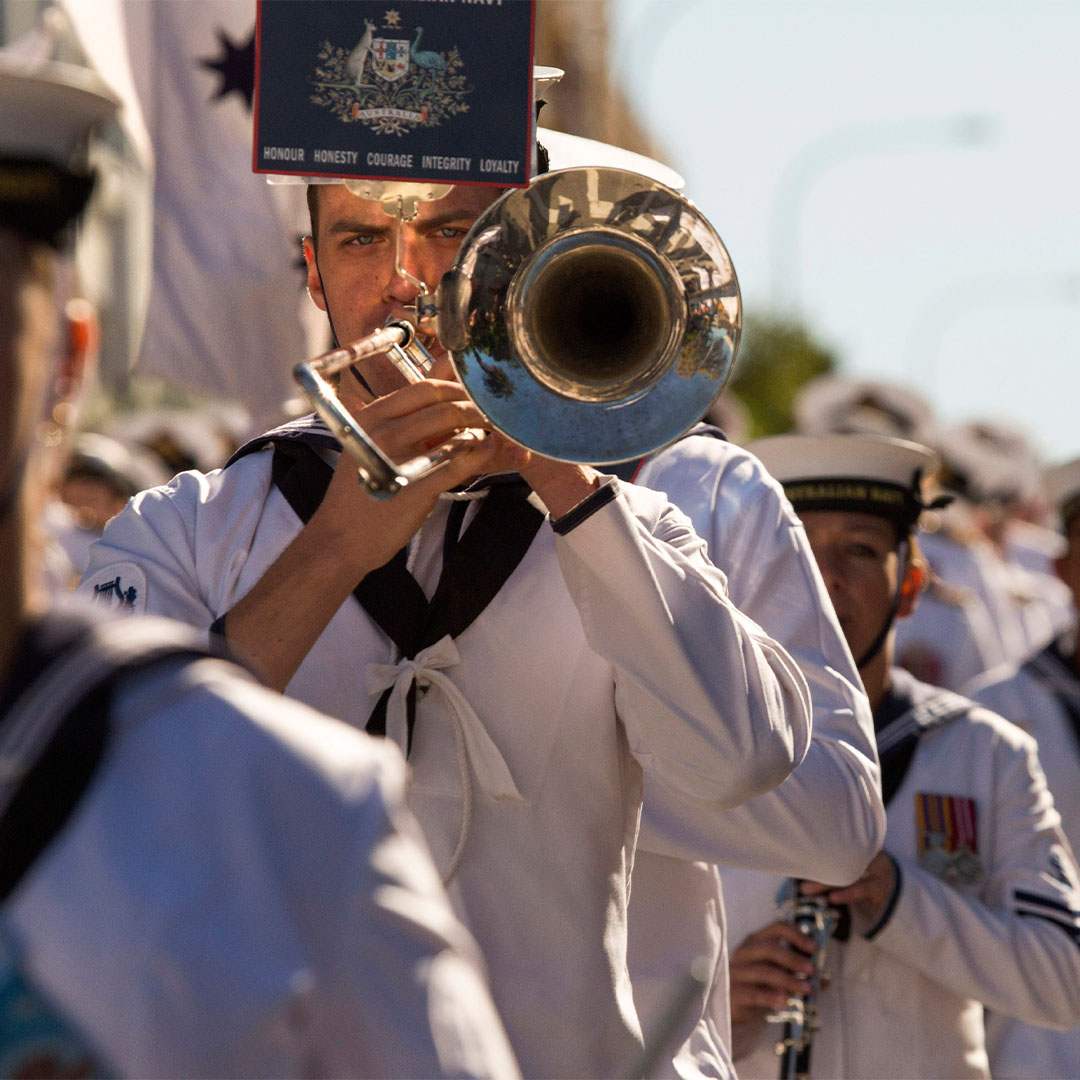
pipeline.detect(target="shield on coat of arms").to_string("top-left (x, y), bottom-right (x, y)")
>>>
top-left (372, 38), bottom-right (410, 82)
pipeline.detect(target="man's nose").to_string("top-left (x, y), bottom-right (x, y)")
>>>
top-left (383, 232), bottom-right (427, 304)
top-left (813, 547), bottom-right (845, 601)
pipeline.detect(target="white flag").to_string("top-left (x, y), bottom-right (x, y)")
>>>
top-left (63, 0), bottom-right (319, 413)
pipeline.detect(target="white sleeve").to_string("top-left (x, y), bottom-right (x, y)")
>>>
top-left (869, 723), bottom-right (1080, 1028)
top-left (553, 478), bottom-right (812, 810)
top-left (895, 588), bottom-right (1005, 692)
top-left (76, 456), bottom-right (275, 629)
top-left (634, 440), bottom-right (884, 884)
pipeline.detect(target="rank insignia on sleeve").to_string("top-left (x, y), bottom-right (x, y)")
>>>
top-left (915, 792), bottom-right (982, 885)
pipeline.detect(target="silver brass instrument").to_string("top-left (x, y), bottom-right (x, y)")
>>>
top-left (293, 167), bottom-right (741, 497)
top-left (768, 890), bottom-right (838, 1080)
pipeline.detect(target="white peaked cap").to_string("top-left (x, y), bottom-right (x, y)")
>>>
top-left (0, 53), bottom-right (118, 246)
top-left (932, 422), bottom-right (1041, 505)
top-left (536, 127), bottom-right (685, 191)
top-left (794, 374), bottom-right (935, 441)
top-left (537, 126), bottom-right (682, 191)
top-left (0, 53), bottom-right (118, 167)
top-left (1045, 457), bottom-right (1080, 528)
top-left (751, 432), bottom-right (938, 487)
top-left (749, 432), bottom-right (939, 531)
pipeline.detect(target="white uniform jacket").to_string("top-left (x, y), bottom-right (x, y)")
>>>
top-left (79, 437), bottom-right (811, 1079)
top-left (5, 615), bottom-right (518, 1079)
top-left (894, 576), bottom-right (1005, 691)
top-left (920, 528), bottom-right (1058, 666)
top-left (627, 435), bottom-right (884, 1080)
top-left (726, 668), bottom-right (1080, 1080)
top-left (968, 633), bottom-right (1080, 1078)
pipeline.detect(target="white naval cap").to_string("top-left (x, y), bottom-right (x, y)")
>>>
top-left (931, 421), bottom-right (1042, 506)
top-left (0, 52), bottom-right (118, 247)
top-left (535, 127), bottom-right (685, 191)
top-left (1045, 457), bottom-right (1080, 530)
top-left (105, 408), bottom-right (234, 475)
top-left (66, 432), bottom-right (171, 496)
top-left (749, 432), bottom-right (941, 534)
top-left (794, 375), bottom-right (935, 441)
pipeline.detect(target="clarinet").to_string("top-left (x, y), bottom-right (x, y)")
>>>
top-left (767, 888), bottom-right (838, 1080)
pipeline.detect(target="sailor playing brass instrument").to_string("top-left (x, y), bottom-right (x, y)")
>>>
top-left (81, 97), bottom-right (820, 1077)
top-left (292, 158), bottom-right (741, 496)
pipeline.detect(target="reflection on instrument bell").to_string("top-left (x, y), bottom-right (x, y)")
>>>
top-left (293, 166), bottom-right (741, 497)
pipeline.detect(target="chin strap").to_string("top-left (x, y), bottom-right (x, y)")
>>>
top-left (855, 537), bottom-right (910, 671)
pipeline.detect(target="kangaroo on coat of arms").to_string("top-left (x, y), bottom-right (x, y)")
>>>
top-left (311, 12), bottom-right (472, 136)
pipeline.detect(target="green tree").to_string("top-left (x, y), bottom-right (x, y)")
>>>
top-left (730, 313), bottom-right (837, 438)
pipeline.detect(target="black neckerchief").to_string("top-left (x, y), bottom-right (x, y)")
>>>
top-left (874, 679), bottom-right (918, 807)
top-left (874, 668), bottom-right (971, 806)
top-left (254, 432), bottom-right (545, 752)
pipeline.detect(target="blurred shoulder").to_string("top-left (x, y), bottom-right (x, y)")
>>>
top-left (113, 652), bottom-right (406, 819)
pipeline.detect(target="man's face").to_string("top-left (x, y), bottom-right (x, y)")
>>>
top-left (800, 509), bottom-right (903, 662)
top-left (0, 236), bottom-right (57, 498)
top-left (304, 183), bottom-right (503, 395)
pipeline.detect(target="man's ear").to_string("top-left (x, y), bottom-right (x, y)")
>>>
top-left (897, 561), bottom-right (925, 619)
top-left (303, 236), bottom-right (327, 312)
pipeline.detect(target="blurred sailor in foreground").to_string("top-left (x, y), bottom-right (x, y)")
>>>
top-left (0, 52), bottom-right (518, 1078)
top-left (967, 454), bottom-right (1080, 1079)
top-left (723, 433), bottom-right (1080, 1079)
top-left (80, 93), bottom-right (814, 1075)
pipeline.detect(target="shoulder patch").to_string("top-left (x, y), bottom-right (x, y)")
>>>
top-left (81, 562), bottom-right (147, 615)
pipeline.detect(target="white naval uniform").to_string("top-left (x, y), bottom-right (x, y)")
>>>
top-left (627, 435), bottom-right (883, 1080)
top-left (968, 633), bottom-right (1080, 1079)
top-left (79, 441), bottom-right (811, 1079)
top-left (4, 612), bottom-right (518, 1079)
top-left (919, 527), bottom-right (1060, 666)
top-left (894, 576), bottom-right (1006, 691)
top-left (725, 668), bottom-right (1080, 1080)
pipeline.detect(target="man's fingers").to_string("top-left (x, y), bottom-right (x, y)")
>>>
top-left (358, 378), bottom-right (471, 421)
top-left (390, 432), bottom-right (522, 501)
top-left (737, 923), bottom-right (818, 956)
top-left (731, 960), bottom-right (811, 997)
top-left (734, 940), bottom-right (816, 974)
top-left (821, 883), bottom-right (869, 905)
top-left (731, 985), bottom-right (797, 1015)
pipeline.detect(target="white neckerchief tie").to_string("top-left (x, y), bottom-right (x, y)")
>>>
top-left (366, 634), bottom-right (523, 883)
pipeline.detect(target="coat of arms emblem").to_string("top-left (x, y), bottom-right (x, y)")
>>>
top-left (310, 14), bottom-right (472, 135)
top-left (371, 37), bottom-right (410, 82)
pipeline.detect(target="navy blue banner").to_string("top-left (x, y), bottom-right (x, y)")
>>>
top-left (254, 0), bottom-right (535, 187)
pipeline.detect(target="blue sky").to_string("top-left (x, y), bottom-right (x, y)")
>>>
top-left (611, 0), bottom-right (1080, 461)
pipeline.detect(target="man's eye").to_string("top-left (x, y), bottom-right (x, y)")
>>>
top-left (849, 543), bottom-right (880, 559)
top-left (347, 234), bottom-right (377, 247)
top-left (432, 226), bottom-right (466, 239)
